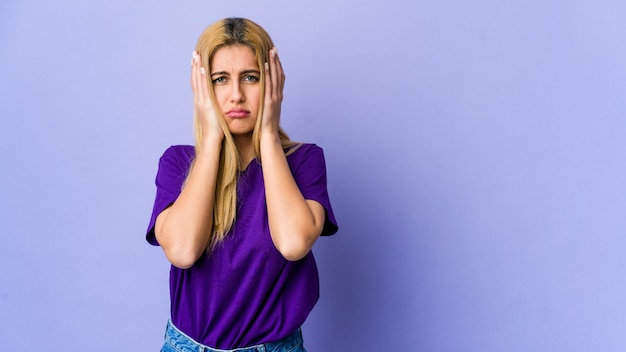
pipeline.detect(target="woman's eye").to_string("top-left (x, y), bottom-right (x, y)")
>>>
top-left (212, 77), bottom-right (226, 84)
top-left (243, 75), bottom-right (259, 83)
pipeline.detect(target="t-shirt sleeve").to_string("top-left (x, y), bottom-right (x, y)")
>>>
top-left (145, 146), bottom-right (193, 246)
top-left (289, 144), bottom-right (339, 236)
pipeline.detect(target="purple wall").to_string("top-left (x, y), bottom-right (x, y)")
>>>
top-left (1, 1), bottom-right (626, 350)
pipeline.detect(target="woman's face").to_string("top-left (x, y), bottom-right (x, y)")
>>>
top-left (210, 45), bottom-right (261, 137)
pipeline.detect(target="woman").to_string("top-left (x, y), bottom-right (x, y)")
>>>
top-left (146, 17), bottom-right (338, 351)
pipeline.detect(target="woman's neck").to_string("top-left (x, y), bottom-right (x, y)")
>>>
top-left (234, 133), bottom-right (256, 168)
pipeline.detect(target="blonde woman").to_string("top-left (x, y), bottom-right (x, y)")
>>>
top-left (146, 18), bottom-right (338, 351)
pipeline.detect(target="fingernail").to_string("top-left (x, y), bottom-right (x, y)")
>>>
top-left (264, 62), bottom-right (269, 70)
top-left (273, 47), bottom-right (278, 56)
top-left (200, 67), bottom-right (205, 74)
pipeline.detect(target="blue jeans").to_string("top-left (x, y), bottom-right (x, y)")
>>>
top-left (161, 320), bottom-right (307, 352)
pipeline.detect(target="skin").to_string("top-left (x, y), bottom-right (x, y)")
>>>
top-left (210, 45), bottom-right (261, 161)
top-left (154, 45), bottom-right (326, 268)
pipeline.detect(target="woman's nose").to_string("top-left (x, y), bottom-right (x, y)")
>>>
top-left (230, 83), bottom-right (244, 102)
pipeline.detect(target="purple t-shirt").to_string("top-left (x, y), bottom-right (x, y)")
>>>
top-left (146, 143), bottom-right (338, 349)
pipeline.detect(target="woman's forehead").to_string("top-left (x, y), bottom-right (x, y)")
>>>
top-left (211, 45), bottom-right (257, 70)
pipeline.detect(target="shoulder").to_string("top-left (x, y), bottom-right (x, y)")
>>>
top-left (156, 145), bottom-right (196, 180)
top-left (290, 143), bottom-right (322, 153)
top-left (286, 143), bottom-right (324, 162)
top-left (286, 143), bottom-right (328, 176)
top-left (159, 145), bottom-right (195, 166)
top-left (161, 145), bottom-right (195, 160)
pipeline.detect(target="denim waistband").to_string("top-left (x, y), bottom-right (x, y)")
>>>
top-left (162, 319), bottom-right (303, 352)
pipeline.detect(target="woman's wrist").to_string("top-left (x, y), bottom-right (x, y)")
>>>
top-left (260, 126), bottom-right (281, 145)
top-left (197, 135), bottom-right (223, 157)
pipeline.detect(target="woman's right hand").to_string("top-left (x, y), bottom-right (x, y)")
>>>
top-left (191, 51), bottom-right (224, 144)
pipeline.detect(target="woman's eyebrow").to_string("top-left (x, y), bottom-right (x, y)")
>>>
top-left (240, 69), bottom-right (261, 75)
top-left (210, 71), bottom-right (229, 77)
top-left (210, 69), bottom-right (260, 77)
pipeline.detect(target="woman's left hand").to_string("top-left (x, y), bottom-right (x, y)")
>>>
top-left (260, 48), bottom-right (285, 140)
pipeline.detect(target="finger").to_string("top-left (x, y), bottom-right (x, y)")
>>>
top-left (270, 49), bottom-right (280, 100)
top-left (199, 64), bottom-right (209, 106)
top-left (196, 53), bottom-right (206, 102)
top-left (264, 60), bottom-right (272, 103)
top-left (191, 51), bottom-right (200, 102)
top-left (190, 52), bottom-right (196, 95)
top-left (271, 48), bottom-right (284, 100)
top-left (194, 52), bottom-right (209, 105)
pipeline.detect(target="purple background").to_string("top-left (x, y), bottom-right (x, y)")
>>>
top-left (1, 0), bottom-right (626, 350)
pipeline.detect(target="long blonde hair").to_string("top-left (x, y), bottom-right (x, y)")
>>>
top-left (193, 18), bottom-right (298, 250)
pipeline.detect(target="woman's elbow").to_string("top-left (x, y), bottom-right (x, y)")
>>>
top-left (169, 256), bottom-right (197, 269)
top-left (278, 246), bottom-right (310, 261)
top-left (156, 228), bottom-right (205, 269)
top-left (275, 235), bottom-right (317, 261)
top-left (162, 245), bottom-right (202, 269)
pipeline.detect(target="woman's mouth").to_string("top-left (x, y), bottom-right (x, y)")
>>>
top-left (225, 109), bottom-right (250, 118)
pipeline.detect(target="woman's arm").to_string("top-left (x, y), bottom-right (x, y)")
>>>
top-left (261, 139), bottom-right (326, 261)
top-left (261, 48), bottom-right (326, 261)
top-left (155, 52), bottom-right (224, 269)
